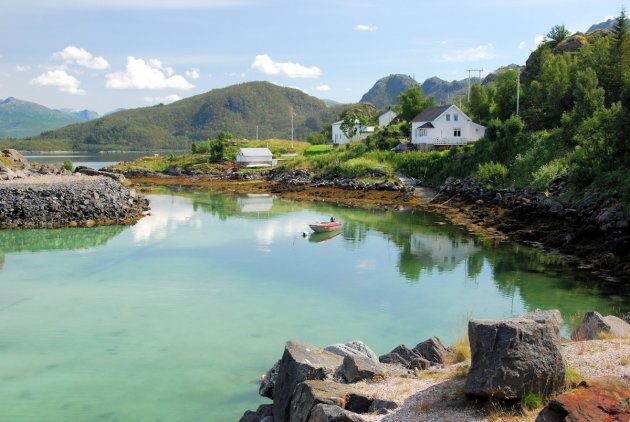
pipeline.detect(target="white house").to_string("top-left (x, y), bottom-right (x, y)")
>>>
top-left (410, 104), bottom-right (486, 149)
top-left (235, 148), bottom-right (275, 168)
top-left (331, 120), bottom-right (375, 145)
top-left (378, 109), bottom-right (398, 127)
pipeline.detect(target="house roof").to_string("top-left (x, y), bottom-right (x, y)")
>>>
top-left (411, 105), bottom-right (452, 123)
top-left (379, 109), bottom-right (397, 117)
top-left (237, 148), bottom-right (272, 157)
top-left (418, 122), bottom-right (435, 129)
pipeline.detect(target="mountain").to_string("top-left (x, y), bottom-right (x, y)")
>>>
top-left (587, 18), bottom-right (629, 33)
top-left (39, 81), bottom-right (341, 150)
top-left (360, 74), bottom-right (418, 109)
top-left (421, 77), bottom-right (468, 103)
top-left (57, 108), bottom-right (99, 121)
top-left (0, 97), bottom-right (90, 139)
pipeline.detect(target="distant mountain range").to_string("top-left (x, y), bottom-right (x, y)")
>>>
top-left (0, 97), bottom-right (98, 139)
top-left (37, 81), bottom-right (341, 149)
top-left (587, 17), bottom-right (629, 33)
top-left (359, 74), bottom-right (469, 110)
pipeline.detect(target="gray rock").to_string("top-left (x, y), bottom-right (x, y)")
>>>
top-left (368, 399), bottom-right (397, 415)
top-left (413, 336), bottom-right (449, 365)
top-left (240, 404), bottom-right (274, 422)
top-left (324, 341), bottom-right (378, 363)
top-left (260, 360), bottom-right (280, 399)
top-left (290, 380), bottom-right (354, 422)
top-left (308, 404), bottom-right (365, 422)
top-left (0, 165), bottom-right (16, 180)
top-left (464, 310), bottom-right (566, 400)
top-left (379, 345), bottom-right (430, 370)
top-left (341, 355), bottom-right (385, 383)
top-left (273, 341), bottom-right (344, 422)
top-left (345, 393), bottom-right (372, 414)
top-left (571, 311), bottom-right (630, 340)
top-left (624, 313), bottom-right (630, 325)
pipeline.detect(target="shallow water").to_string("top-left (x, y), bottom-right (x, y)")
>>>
top-left (0, 190), bottom-right (627, 421)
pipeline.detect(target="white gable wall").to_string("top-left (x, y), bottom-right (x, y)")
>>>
top-left (411, 105), bottom-right (485, 147)
top-left (378, 110), bottom-right (397, 127)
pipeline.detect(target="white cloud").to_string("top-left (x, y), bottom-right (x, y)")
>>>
top-left (185, 67), bottom-right (200, 79)
top-left (354, 24), bottom-right (378, 31)
top-left (105, 56), bottom-right (194, 90)
top-left (316, 84), bottom-right (331, 92)
top-left (534, 34), bottom-right (545, 47)
top-left (16, 65), bottom-right (32, 72)
top-left (143, 94), bottom-right (181, 104)
top-left (439, 43), bottom-right (496, 63)
top-left (518, 41), bottom-right (527, 49)
top-left (30, 70), bottom-right (85, 95)
top-left (53, 46), bottom-right (109, 70)
top-left (251, 54), bottom-right (321, 79)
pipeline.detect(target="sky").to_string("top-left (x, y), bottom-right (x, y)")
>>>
top-left (0, 0), bottom-right (624, 115)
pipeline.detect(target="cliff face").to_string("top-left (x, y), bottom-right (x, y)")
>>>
top-left (360, 74), bottom-right (419, 109)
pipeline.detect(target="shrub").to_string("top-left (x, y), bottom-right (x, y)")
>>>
top-left (477, 161), bottom-right (509, 184)
top-left (521, 391), bottom-right (544, 411)
top-left (531, 158), bottom-right (568, 190)
top-left (62, 160), bottom-right (74, 172)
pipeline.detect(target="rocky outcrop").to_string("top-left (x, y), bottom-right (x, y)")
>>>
top-left (571, 311), bottom-right (630, 340)
top-left (378, 343), bottom-right (434, 370)
top-left (0, 175), bottom-right (148, 228)
top-left (435, 177), bottom-right (630, 284)
top-left (465, 310), bottom-right (566, 400)
top-left (308, 404), bottom-right (366, 422)
top-left (273, 341), bottom-right (344, 421)
top-left (289, 380), bottom-right (356, 422)
top-left (413, 336), bottom-right (450, 365)
top-left (536, 377), bottom-right (630, 421)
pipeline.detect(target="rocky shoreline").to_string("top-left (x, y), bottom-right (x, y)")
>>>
top-left (0, 150), bottom-right (148, 229)
top-left (239, 310), bottom-right (630, 422)
top-left (429, 177), bottom-right (630, 287)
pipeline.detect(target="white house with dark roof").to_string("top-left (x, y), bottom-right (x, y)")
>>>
top-left (378, 109), bottom-right (398, 127)
top-left (410, 104), bottom-right (485, 149)
top-left (235, 148), bottom-right (275, 168)
top-left (331, 120), bottom-right (375, 145)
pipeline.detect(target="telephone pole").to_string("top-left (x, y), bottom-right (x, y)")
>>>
top-left (516, 68), bottom-right (521, 115)
top-left (466, 69), bottom-right (484, 102)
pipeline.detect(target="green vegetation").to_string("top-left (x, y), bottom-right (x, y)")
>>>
top-left (521, 391), bottom-right (545, 411)
top-left (304, 145), bottom-right (333, 156)
top-left (0, 97), bottom-right (86, 139)
top-left (62, 160), bottom-right (74, 172)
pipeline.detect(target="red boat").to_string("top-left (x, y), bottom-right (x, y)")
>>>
top-left (309, 220), bottom-right (343, 233)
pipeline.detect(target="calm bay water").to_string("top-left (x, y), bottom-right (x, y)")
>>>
top-left (24, 151), bottom-right (167, 170)
top-left (0, 190), bottom-right (627, 421)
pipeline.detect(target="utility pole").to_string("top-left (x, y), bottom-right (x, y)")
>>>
top-left (290, 106), bottom-right (294, 149)
top-left (466, 69), bottom-right (484, 102)
top-left (516, 67), bottom-right (521, 116)
top-left (256, 125), bottom-right (259, 141)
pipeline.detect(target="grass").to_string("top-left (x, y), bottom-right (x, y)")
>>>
top-left (446, 334), bottom-right (471, 364)
top-left (565, 367), bottom-right (586, 389)
top-left (303, 144), bottom-right (333, 156)
top-left (520, 392), bottom-right (544, 411)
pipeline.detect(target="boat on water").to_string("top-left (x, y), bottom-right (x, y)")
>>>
top-left (309, 220), bottom-right (343, 233)
top-left (308, 231), bottom-right (341, 243)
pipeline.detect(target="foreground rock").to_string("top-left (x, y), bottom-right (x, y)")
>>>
top-left (571, 310), bottom-right (630, 340)
top-left (465, 310), bottom-right (566, 400)
top-left (0, 175), bottom-right (149, 228)
top-left (536, 377), bottom-right (630, 421)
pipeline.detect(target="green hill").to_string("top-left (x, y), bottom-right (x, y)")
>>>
top-left (0, 97), bottom-right (89, 139)
top-left (360, 74), bottom-right (418, 109)
top-left (420, 77), bottom-right (468, 103)
top-left (37, 81), bottom-right (340, 150)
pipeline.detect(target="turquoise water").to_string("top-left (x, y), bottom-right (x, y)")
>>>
top-left (0, 190), bottom-right (627, 421)
top-left (24, 152), bottom-right (168, 170)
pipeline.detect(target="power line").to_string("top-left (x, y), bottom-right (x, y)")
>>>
top-left (466, 69), bottom-right (484, 102)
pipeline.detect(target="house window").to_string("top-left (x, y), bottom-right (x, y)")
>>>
top-left (418, 128), bottom-right (427, 137)
top-left (454, 128), bottom-right (461, 137)
top-left (454, 114), bottom-right (458, 121)
top-left (446, 114), bottom-right (451, 121)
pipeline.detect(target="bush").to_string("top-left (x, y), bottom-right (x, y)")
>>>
top-left (531, 158), bottom-right (567, 190)
top-left (477, 161), bottom-right (509, 184)
top-left (62, 160), bottom-right (74, 172)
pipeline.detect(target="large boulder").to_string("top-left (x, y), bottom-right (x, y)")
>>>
top-left (308, 404), bottom-right (366, 422)
top-left (341, 355), bottom-right (386, 383)
top-left (413, 336), bottom-right (450, 365)
top-left (239, 404), bottom-right (274, 422)
top-left (273, 341), bottom-right (344, 422)
top-left (536, 377), bottom-right (630, 421)
top-left (290, 380), bottom-right (355, 422)
top-left (571, 311), bottom-right (630, 340)
top-left (324, 341), bottom-right (378, 363)
top-left (464, 310), bottom-right (566, 400)
top-left (2, 149), bottom-right (30, 170)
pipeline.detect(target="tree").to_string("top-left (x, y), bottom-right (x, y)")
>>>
top-left (468, 83), bottom-right (490, 124)
top-left (340, 112), bottom-right (368, 140)
top-left (546, 25), bottom-right (570, 47)
top-left (397, 85), bottom-right (435, 122)
top-left (610, 7), bottom-right (630, 102)
top-left (572, 68), bottom-right (605, 121)
top-left (209, 139), bottom-right (225, 162)
top-left (216, 131), bottom-right (233, 143)
top-left (493, 69), bottom-right (519, 121)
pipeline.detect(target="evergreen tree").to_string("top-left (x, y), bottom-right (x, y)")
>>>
top-left (468, 83), bottom-right (490, 124)
top-left (610, 7), bottom-right (630, 102)
top-left (397, 86), bottom-right (435, 122)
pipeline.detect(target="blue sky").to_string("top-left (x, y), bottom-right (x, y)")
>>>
top-left (0, 0), bottom-right (623, 114)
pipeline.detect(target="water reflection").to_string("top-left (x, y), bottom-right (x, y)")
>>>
top-left (132, 196), bottom-right (199, 243)
top-left (237, 194), bottom-right (274, 213)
